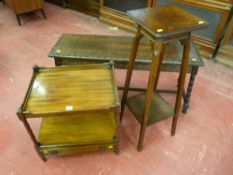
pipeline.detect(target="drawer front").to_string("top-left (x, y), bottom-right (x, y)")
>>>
top-left (40, 143), bottom-right (116, 156)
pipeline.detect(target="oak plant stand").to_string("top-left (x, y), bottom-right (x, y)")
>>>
top-left (49, 34), bottom-right (204, 113)
top-left (17, 63), bottom-right (120, 161)
top-left (120, 5), bottom-right (208, 151)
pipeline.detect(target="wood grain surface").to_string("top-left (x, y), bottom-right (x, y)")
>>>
top-left (23, 64), bottom-right (120, 116)
top-left (127, 5), bottom-right (209, 38)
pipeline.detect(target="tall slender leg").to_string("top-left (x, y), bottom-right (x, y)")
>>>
top-left (138, 41), bottom-right (164, 151)
top-left (17, 109), bottom-right (46, 161)
top-left (183, 66), bottom-right (198, 113)
top-left (16, 15), bottom-right (21, 26)
top-left (153, 43), bottom-right (165, 89)
top-left (171, 34), bottom-right (191, 136)
top-left (40, 9), bottom-right (46, 19)
top-left (120, 26), bottom-right (142, 121)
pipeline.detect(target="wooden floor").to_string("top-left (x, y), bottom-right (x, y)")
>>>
top-left (0, 3), bottom-right (233, 175)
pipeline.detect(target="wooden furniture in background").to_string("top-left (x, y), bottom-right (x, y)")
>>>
top-left (99, 0), bottom-right (154, 30)
top-left (46, 0), bottom-right (100, 16)
top-left (48, 34), bottom-right (204, 114)
top-left (120, 5), bottom-right (208, 151)
top-left (99, 0), bottom-right (233, 57)
top-left (212, 5), bottom-right (233, 67)
top-left (17, 63), bottom-right (120, 161)
top-left (44, 0), bottom-right (233, 65)
top-left (5, 0), bottom-right (46, 25)
top-left (44, 0), bottom-right (233, 59)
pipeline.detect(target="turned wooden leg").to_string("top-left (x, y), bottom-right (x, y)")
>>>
top-left (40, 9), bottom-right (46, 19)
top-left (138, 41), bottom-right (164, 151)
top-left (120, 26), bottom-right (142, 121)
top-left (171, 34), bottom-right (191, 136)
top-left (16, 15), bottom-right (21, 26)
top-left (183, 66), bottom-right (198, 113)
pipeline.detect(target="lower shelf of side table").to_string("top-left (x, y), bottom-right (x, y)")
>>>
top-left (38, 111), bottom-right (117, 155)
top-left (126, 92), bottom-right (174, 126)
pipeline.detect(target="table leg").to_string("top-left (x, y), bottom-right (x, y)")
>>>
top-left (120, 26), bottom-right (142, 121)
top-left (17, 109), bottom-right (46, 161)
top-left (138, 41), bottom-right (164, 151)
top-left (171, 34), bottom-right (191, 136)
top-left (183, 66), bottom-right (198, 113)
top-left (16, 15), bottom-right (21, 26)
top-left (153, 42), bottom-right (165, 89)
top-left (114, 111), bottom-right (120, 155)
top-left (40, 9), bottom-right (46, 19)
top-left (54, 57), bottom-right (62, 66)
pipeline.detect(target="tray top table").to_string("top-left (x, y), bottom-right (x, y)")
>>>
top-left (22, 64), bottom-right (119, 116)
top-left (17, 63), bottom-right (120, 160)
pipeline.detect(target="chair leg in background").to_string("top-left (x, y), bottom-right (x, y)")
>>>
top-left (40, 9), bottom-right (46, 19)
top-left (16, 15), bottom-right (21, 26)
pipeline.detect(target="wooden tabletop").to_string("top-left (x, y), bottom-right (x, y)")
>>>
top-left (127, 5), bottom-right (209, 38)
top-left (21, 63), bottom-right (120, 117)
top-left (49, 34), bottom-right (204, 67)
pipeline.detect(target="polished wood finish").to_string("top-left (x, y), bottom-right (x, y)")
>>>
top-left (24, 65), bottom-right (118, 115)
top-left (5, 0), bottom-right (45, 25)
top-left (49, 34), bottom-right (204, 113)
top-left (127, 6), bottom-right (208, 39)
top-left (39, 112), bottom-right (116, 145)
top-left (121, 6), bottom-right (208, 151)
top-left (17, 109), bottom-right (46, 161)
top-left (17, 63), bottom-right (120, 160)
top-left (171, 34), bottom-right (191, 135)
top-left (49, 35), bottom-right (204, 69)
top-left (137, 39), bottom-right (164, 151)
top-left (46, 0), bottom-right (233, 56)
top-left (100, 0), bottom-right (233, 57)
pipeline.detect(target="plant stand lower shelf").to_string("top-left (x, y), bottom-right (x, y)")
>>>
top-left (38, 111), bottom-right (117, 156)
top-left (126, 92), bottom-right (174, 126)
